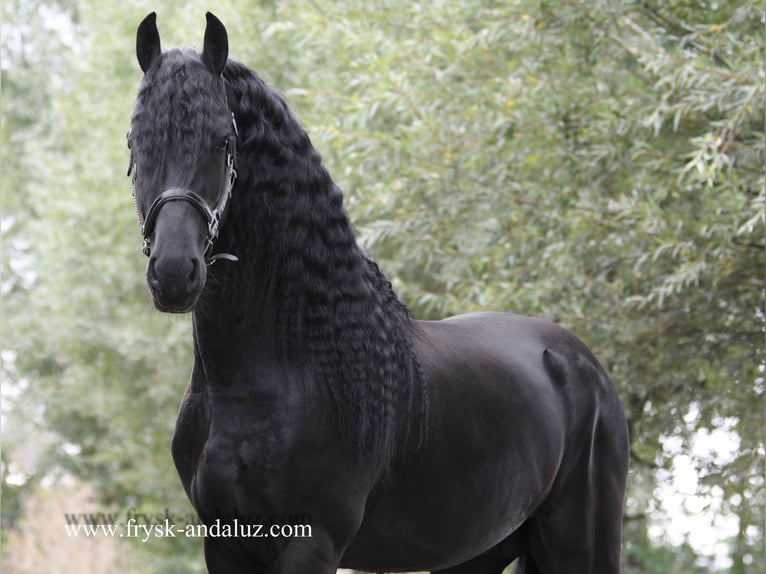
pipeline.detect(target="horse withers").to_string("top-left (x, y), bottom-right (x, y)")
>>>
top-left (127, 12), bottom-right (630, 573)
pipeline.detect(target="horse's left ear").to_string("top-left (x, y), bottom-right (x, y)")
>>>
top-left (202, 12), bottom-right (228, 76)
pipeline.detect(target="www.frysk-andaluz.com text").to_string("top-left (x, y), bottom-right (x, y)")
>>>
top-left (64, 510), bottom-right (313, 542)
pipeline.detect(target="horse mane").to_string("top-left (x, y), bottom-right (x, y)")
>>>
top-left (213, 59), bottom-right (428, 466)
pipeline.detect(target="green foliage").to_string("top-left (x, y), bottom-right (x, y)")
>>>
top-left (2, 0), bottom-right (762, 571)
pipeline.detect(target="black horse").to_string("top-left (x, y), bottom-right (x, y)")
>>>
top-left (127, 12), bottom-right (629, 574)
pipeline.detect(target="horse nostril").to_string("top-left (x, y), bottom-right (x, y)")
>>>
top-left (188, 257), bottom-right (200, 283)
top-left (147, 256), bottom-right (159, 285)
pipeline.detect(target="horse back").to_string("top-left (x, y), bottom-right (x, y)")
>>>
top-left (415, 311), bottom-right (621, 422)
top-left (413, 311), bottom-right (626, 474)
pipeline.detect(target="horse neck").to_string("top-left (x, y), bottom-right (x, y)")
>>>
top-left (190, 254), bottom-right (284, 389)
top-left (193, 67), bottom-right (340, 342)
top-left (194, 66), bottom-right (307, 354)
top-left (189, 72), bottom-right (328, 382)
top-left (190, 66), bottom-right (427, 464)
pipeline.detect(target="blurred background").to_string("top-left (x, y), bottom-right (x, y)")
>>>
top-left (1, 0), bottom-right (763, 572)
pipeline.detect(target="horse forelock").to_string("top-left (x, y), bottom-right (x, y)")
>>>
top-left (209, 61), bottom-right (428, 467)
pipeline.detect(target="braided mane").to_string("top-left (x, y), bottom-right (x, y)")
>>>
top-left (210, 59), bottom-right (427, 465)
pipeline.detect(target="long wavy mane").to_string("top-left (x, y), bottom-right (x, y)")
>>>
top-left (209, 59), bottom-right (427, 465)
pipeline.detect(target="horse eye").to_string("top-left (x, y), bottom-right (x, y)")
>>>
top-left (217, 137), bottom-right (228, 152)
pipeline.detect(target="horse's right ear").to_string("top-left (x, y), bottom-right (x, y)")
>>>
top-left (136, 12), bottom-right (161, 73)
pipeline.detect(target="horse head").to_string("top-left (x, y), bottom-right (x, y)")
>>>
top-left (128, 12), bottom-right (237, 313)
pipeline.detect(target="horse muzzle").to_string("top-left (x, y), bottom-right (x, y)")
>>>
top-left (147, 253), bottom-right (206, 313)
top-left (144, 203), bottom-right (208, 313)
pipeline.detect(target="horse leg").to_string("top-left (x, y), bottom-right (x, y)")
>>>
top-left (524, 407), bottom-right (629, 573)
top-left (428, 522), bottom-right (532, 574)
top-left (271, 525), bottom-right (341, 574)
top-left (431, 545), bottom-right (513, 574)
top-left (203, 537), bottom-right (267, 574)
top-left (514, 553), bottom-right (541, 574)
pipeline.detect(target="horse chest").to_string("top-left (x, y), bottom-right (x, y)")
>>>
top-left (214, 394), bottom-right (287, 461)
top-left (188, 380), bottom-right (346, 520)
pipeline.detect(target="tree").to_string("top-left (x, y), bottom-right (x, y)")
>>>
top-left (275, 0), bottom-right (763, 569)
top-left (2, 0), bottom-right (205, 570)
top-left (2, 0), bottom-right (762, 571)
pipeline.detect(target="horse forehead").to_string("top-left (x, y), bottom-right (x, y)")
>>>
top-left (156, 48), bottom-right (209, 82)
top-left (140, 50), bottom-right (224, 112)
top-left (133, 62), bottom-right (229, 148)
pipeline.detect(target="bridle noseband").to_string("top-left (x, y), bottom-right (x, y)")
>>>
top-left (128, 113), bottom-right (238, 265)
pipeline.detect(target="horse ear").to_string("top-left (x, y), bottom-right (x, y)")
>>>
top-left (202, 12), bottom-right (228, 76)
top-left (136, 12), bottom-right (161, 73)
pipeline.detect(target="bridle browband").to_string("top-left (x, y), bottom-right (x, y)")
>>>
top-left (127, 112), bottom-right (238, 265)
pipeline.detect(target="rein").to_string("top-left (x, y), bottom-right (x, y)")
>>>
top-left (128, 113), bottom-right (239, 265)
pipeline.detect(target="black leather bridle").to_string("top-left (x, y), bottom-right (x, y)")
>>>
top-left (127, 113), bottom-right (238, 265)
